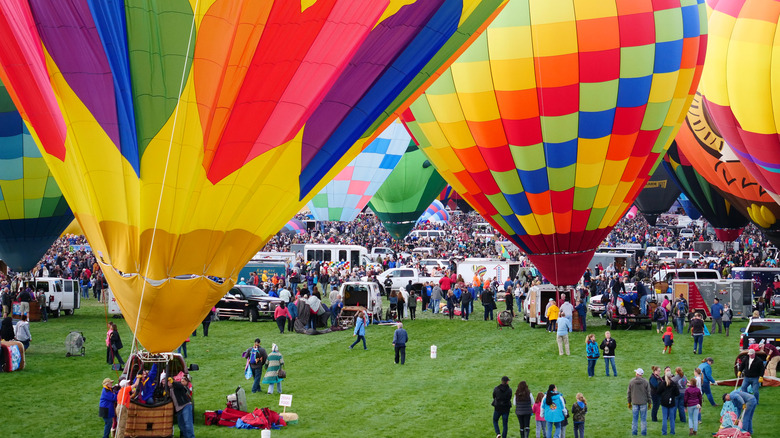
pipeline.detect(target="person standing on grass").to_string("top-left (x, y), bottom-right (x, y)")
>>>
top-left (575, 299), bottom-right (587, 332)
top-left (349, 311), bottom-right (367, 350)
top-left (556, 312), bottom-right (572, 356)
top-left (738, 348), bottom-right (764, 404)
top-left (662, 326), bottom-right (674, 354)
top-left (710, 298), bottom-right (724, 334)
top-left (546, 299), bottom-right (559, 332)
top-left (658, 368), bottom-right (680, 436)
top-left (461, 287), bottom-right (472, 321)
top-left (586, 334), bottom-right (599, 377)
top-left (407, 289), bottom-right (417, 320)
top-left (671, 367), bottom-right (687, 424)
top-left (262, 343), bottom-right (285, 394)
top-left (446, 289), bottom-right (458, 320)
top-left (431, 284), bottom-right (442, 314)
top-left (392, 322), bottom-right (408, 365)
top-left (683, 379), bottom-right (701, 436)
top-left (532, 392), bottom-right (547, 438)
top-left (274, 302), bottom-right (291, 334)
top-left (571, 393), bottom-right (588, 438)
top-left (690, 313), bottom-right (704, 355)
top-left (542, 384), bottom-right (565, 438)
top-left (115, 379), bottom-right (131, 438)
top-left (169, 375), bottom-right (195, 438)
top-left (627, 368), bottom-right (651, 436)
top-left (36, 290), bottom-right (47, 322)
top-left (600, 331), bottom-right (617, 377)
top-left (492, 376), bottom-right (513, 438)
top-left (722, 303), bottom-right (733, 337)
top-left (515, 381), bottom-right (534, 438)
top-left (98, 378), bottom-right (117, 438)
top-left (243, 338), bottom-right (268, 393)
top-left (110, 322), bottom-right (125, 367)
top-left (649, 366), bottom-right (662, 422)
top-left (483, 286), bottom-right (496, 321)
top-left (697, 357), bottom-right (717, 407)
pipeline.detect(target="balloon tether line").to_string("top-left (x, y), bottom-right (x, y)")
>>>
top-left (127, 0), bottom-right (200, 362)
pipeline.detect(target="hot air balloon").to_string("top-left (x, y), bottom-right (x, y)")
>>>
top-left (701, 0), bottom-right (780, 204)
top-left (306, 121), bottom-right (409, 222)
top-left (369, 141), bottom-right (447, 239)
top-left (403, 0), bottom-right (707, 285)
top-left (0, 1), bottom-right (507, 352)
top-left (624, 205), bottom-right (638, 220)
top-left (280, 219), bottom-right (307, 236)
top-left (674, 92), bottom-right (780, 244)
top-left (663, 139), bottom-right (749, 241)
top-left (440, 185), bottom-right (475, 212)
top-left (634, 166), bottom-right (682, 226)
top-left (677, 194), bottom-right (702, 220)
top-left (418, 199), bottom-right (450, 224)
top-left (0, 79), bottom-right (72, 272)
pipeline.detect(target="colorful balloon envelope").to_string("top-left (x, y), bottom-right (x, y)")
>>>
top-left (0, 79), bottom-right (73, 272)
top-left (674, 91), bottom-right (780, 242)
top-left (663, 140), bottom-right (748, 241)
top-left (634, 165), bottom-right (682, 226)
top-left (0, 0), bottom-right (507, 352)
top-left (440, 185), bottom-right (475, 212)
top-left (306, 121), bottom-right (409, 222)
top-left (403, 0), bottom-right (708, 285)
top-left (418, 199), bottom-right (450, 224)
top-left (280, 219), bottom-right (306, 236)
top-left (369, 142), bottom-right (447, 239)
top-left (624, 205), bottom-right (638, 220)
top-left (677, 194), bottom-right (702, 220)
top-left (702, 0), bottom-right (780, 204)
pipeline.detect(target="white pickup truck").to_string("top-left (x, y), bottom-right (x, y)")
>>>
top-left (368, 267), bottom-right (438, 293)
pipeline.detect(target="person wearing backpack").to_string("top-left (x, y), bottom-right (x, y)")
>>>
top-left (673, 295), bottom-right (688, 334)
top-left (654, 305), bottom-right (667, 333)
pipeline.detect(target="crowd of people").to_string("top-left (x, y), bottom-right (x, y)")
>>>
top-left (1, 208), bottom-right (777, 435)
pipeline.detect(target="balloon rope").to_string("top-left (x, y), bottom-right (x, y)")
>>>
top-left (127, 0), bottom-right (200, 360)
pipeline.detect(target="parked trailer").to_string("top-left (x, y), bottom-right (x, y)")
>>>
top-left (671, 279), bottom-right (752, 319)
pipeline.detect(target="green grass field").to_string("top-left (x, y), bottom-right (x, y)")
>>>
top-left (2, 299), bottom-right (775, 437)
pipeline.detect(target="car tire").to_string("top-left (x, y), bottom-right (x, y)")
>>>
top-left (52, 304), bottom-right (61, 318)
top-left (250, 308), bottom-right (259, 322)
top-left (64, 309), bottom-right (73, 316)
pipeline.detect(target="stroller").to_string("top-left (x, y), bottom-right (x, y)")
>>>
top-left (497, 310), bottom-right (514, 330)
top-left (65, 331), bottom-right (86, 357)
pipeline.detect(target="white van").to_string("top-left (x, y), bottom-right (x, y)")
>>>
top-left (408, 230), bottom-right (446, 240)
top-left (291, 244), bottom-right (368, 267)
top-left (652, 269), bottom-right (721, 282)
top-left (24, 277), bottom-right (80, 317)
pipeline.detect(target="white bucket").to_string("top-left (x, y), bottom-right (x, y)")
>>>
top-left (430, 345), bottom-right (437, 359)
top-left (261, 430), bottom-right (271, 438)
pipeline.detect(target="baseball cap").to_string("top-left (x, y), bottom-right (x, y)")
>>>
top-left (501, 376), bottom-right (510, 382)
top-left (634, 368), bottom-right (644, 376)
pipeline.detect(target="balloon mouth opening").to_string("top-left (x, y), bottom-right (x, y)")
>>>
top-left (102, 262), bottom-right (227, 287)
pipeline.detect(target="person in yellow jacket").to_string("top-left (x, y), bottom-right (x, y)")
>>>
top-left (545, 298), bottom-right (559, 333)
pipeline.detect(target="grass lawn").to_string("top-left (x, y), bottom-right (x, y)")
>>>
top-left (2, 299), bottom-right (775, 437)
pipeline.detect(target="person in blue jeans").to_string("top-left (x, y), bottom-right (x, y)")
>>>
top-left (243, 338), bottom-right (268, 393)
top-left (690, 312), bottom-right (705, 354)
top-left (492, 376), bottom-right (513, 438)
top-left (697, 357), bottom-right (717, 406)
top-left (723, 391), bottom-right (756, 435)
top-left (628, 368), bottom-right (651, 436)
top-left (349, 312), bottom-right (367, 350)
top-left (586, 334), bottom-right (599, 377)
top-left (169, 375), bottom-right (195, 438)
top-left (600, 331), bottom-right (617, 376)
top-left (739, 348), bottom-right (764, 404)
